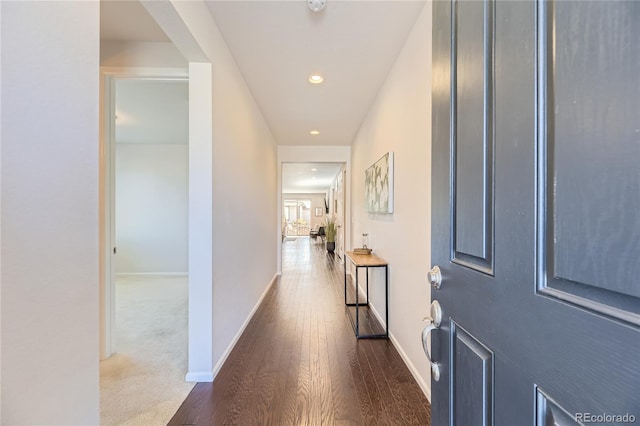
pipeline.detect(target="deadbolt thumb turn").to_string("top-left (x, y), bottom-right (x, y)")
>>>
top-left (428, 266), bottom-right (442, 289)
top-left (422, 300), bottom-right (442, 382)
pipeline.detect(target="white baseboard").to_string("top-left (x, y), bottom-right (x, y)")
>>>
top-left (207, 274), bottom-right (279, 381)
top-left (185, 371), bottom-right (214, 382)
top-left (116, 272), bottom-right (188, 277)
top-left (349, 276), bottom-right (431, 402)
top-left (388, 330), bottom-right (431, 402)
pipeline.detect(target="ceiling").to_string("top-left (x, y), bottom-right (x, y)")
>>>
top-left (204, 1), bottom-right (425, 146)
top-left (282, 162), bottom-right (343, 194)
top-left (100, 0), bottom-right (425, 190)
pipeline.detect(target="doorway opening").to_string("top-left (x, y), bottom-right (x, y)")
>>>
top-left (281, 162), bottom-right (346, 257)
top-left (100, 76), bottom-right (194, 424)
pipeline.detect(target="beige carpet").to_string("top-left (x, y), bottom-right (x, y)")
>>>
top-left (100, 275), bottom-right (195, 426)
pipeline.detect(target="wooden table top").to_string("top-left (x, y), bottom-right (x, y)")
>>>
top-left (345, 251), bottom-right (388, 267)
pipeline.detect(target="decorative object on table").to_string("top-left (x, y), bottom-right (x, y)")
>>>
top-left (353, 248), bottom-right (372, 255)
top-left (352, 233), bottom-right (371, 255)
top-left (325, 215), bottom-right (337, 253)
top-left (365, 152), bottom-right (394, 213)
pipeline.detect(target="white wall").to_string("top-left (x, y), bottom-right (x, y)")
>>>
top-left (186, 62), bottom-right (214, 380)
top-left (164, 1), bottom-right (278, 378)
top-left (0, 2), bottom-right (4, 420)
top-left (1, 2), bottom-right (100, 424)
top-left (350, 2), bottom-right (432, 400)
top-left (101, 41), bottom-right (187, 69)
top-left (115, 144), bottom-right (188, 274)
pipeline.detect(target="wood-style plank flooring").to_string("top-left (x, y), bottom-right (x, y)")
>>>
top-left (169, 237), bottom-right (431, 425)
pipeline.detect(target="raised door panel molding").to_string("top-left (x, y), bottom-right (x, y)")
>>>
top-left (536, 0), bottom-right (640, 326)
top-left (451, 0), bottom-right (495, 275)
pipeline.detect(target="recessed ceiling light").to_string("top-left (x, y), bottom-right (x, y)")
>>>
top-left (311, 168), bottom-right (318, 171)
top-left (310, 130), bottom-right (320, 135)
top-left (308, 74), bottom-right (324, 84)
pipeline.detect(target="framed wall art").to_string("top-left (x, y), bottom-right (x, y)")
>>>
top-left (364, 152), bottom-right (394, 213)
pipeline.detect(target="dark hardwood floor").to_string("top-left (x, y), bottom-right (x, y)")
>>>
top-left (169, 237), bottom-right (431, 425)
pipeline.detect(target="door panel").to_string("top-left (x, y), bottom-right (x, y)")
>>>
top-left (538, 0), bottom-right (640, 323)
top-left (431, 1), bottom-right (640, 425)
top-left (536, 388), bottom-right (577, 426)
top-left (452, 322), bottom-right (493, 426)
top-left (452, 0), bottom-right (494, 272)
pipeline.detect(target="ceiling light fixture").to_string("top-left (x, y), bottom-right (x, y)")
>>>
top-left (308, 0), bottom-right (326, 12)
top-left (311, 168), bottom-right (318, 171)
top-left (310, 130), bottom-right (320, 135)
top-left (308, 74), bottom-right (324, 84)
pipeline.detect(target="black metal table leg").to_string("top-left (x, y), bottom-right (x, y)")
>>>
top-left (344, 258), bottom-right (347, 305)
top-left (344, 253), bottom-right (388, 340)
top-left (366, 266), bottom-right (370, 305)
top-left (385, 265), bottom-right (389, 338)
top-left (355, 265), bottom-right (359, 337)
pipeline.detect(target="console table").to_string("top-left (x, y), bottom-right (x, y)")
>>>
top-left (344, 251), bottom-right (389, 339)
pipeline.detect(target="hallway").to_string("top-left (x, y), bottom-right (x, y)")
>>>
top-left (169, 237), bottom-right (431, 425)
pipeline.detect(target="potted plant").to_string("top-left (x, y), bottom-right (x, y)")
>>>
top-left (325, 216), bottom-right (337, 253)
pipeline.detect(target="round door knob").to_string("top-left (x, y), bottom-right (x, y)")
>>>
top-left (423, 300), bottom-right (443, 327)
top-left (428, 266), bottom-right (442, 289)
top-left (430, 300), bottom-right (442, 327)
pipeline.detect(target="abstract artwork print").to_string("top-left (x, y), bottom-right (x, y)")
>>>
top-left (364, 152), bottom-right (394, 213)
